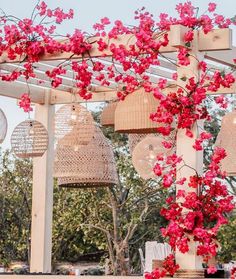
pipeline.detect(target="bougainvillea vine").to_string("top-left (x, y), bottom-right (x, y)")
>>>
top-left (0, 1), bottom-right (235, 277)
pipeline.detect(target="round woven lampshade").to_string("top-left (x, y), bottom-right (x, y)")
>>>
top-left (132, 135), bottom-right (174, 180)
top-left (0, 108), bottom-right (7, 144)
top-left (215, 110), bottom-right (236, 176)
top-left (54, 104), bottom-right (95, 149)
top-left (114, 88), bottom-right (160, 133)
top-left (54, 126), bottom-right (118, 188)
top-left (101, 101), bottom-right (118, 127)
top-left (128, 132), bottom-right (175, 155)
top-left (128, 133), bottom-right (148, 154)
top-left (11, 120), bottom-right (48, 158)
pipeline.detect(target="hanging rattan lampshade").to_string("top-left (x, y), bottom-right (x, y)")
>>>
top-left (11, 120), bottom-right (48, 158)
top-left (114, 88), bottom-right (160, 133)
top-left (54, 104), bottom-right (95, 149)
top-left (0, 108), bottom-right (7, 144)
top-left (100, 101), bottom-right (118, 127)
top-left (132, 135), bottom-right (174, 180)
top-left (128, 132), bottom-right (176, 155)
top-left (54, 126), bottom-right (118, 188)
top-left (215, 110), bottom-right (236, 176)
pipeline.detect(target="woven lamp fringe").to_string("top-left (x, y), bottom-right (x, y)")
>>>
top-left (54, 126), bottom-right (118, 188)
top-left (115, 88), bottom-right (160, 133)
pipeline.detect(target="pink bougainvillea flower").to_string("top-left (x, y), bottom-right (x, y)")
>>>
top-left (19, 93), bottom-right (33, 113)
top-left (208, 3), bottom-right (217, 12)
top-left (207, 266), bottom-right (217, 274)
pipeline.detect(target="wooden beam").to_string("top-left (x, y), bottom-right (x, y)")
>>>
top-left (198, 28), bottom-right (232, 51)
top-left (1, 27), bottom-right (232, 64)
top-left (30, 91), bottom-right (54, 273)
top-left (169, 25), bottom-right (232, 51)
top-left (50, 88), bottom-right (117, 104)
top-left (0, 80), bottom-right (45, 104)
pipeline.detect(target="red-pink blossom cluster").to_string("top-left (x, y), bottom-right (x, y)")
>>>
top-left (160, 146), bottom-right (234, 263)
top-left (144, 254), bottom-right (179, 279)
top-left (19, 93), bottom-right (33, 112)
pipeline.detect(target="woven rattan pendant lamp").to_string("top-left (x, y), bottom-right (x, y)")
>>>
top-left (215, 110), bottom-right (236, 176)
top-left (132, 135), bottom-right (174, 180)
top-left (100, 101), bottom-right (118, 127)
top-left (0, 108), bottom-right (7, 144)
top-left (54, 126), bottom-right (118, 188)
top-left (128, 132), bottom-right (175, 154)
top-left (114, 87), bottom-right (160, 133)
top-left (54, 104), bottom-right (95, 150)
top-left (128, 133), bottom-right (148, 154)
top-left (11, 120), bottom-right (48, 158)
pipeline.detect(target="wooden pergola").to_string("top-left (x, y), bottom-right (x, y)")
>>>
top-left (0, 25), bottom-right (235, 275)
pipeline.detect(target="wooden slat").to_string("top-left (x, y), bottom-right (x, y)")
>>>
top-left (205, 46), bottom-right (236, 67)
top-left (198, 28), bottom-right (232, 51)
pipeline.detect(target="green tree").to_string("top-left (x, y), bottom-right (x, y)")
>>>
top-left (217, 214), bottom-right (236, 263)
top-left (0, 150), bottom-right (32, 265)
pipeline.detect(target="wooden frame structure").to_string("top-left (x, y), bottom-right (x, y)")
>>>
top-left (0, 25), bottom-right (235, 274)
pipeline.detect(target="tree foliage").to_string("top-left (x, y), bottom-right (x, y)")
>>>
top-left (0, 150), bottom-right (32, 265)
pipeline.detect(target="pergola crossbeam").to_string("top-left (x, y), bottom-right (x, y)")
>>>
top-left (0, 80), bottom-right (46, 104)
top-left (0, 28), bottom-right (233, 65)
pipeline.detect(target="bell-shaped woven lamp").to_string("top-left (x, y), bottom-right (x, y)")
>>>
top-left (100, 101), bottom-right (118, 127)
top-left (54, 104), bottom-right (95, 150)
top-left (114, 88), bottom-right (160, 133)
top-left (215, 110), bottom-right (236, 176)
top-left (132, 135), bottom-right (174, 180)
top-left (54, 126), bottom-right (118, 188)
top-left (11, 120), bottom-right (48, 158)
top-left (0, 108), bottom-right (7, 144)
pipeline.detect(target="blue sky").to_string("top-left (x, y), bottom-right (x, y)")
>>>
top-left (0, 0), bottom-right (236, 149)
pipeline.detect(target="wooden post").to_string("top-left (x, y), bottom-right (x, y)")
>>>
top-left (30, 90), bottom-right (54, 273)
top-left (173, 27), bottom-right (204, 277)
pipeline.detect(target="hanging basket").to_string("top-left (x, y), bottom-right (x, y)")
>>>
top-left (215, 110), bottom-right (236, 176)
top-left (100, 101), bottom-right (118, 127)
top-left (132, 135), bottom-right (174, 180)
top-left (54, 126), bottom-right (118, 188)
top-left (0, 108), bottom-right (7, 144)
top-left (11, 120), bottom-right (48, 158)
top-left (54, 104), bottom-right (95, 149)
top-left (114, 88), bottom-right (160, 133)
